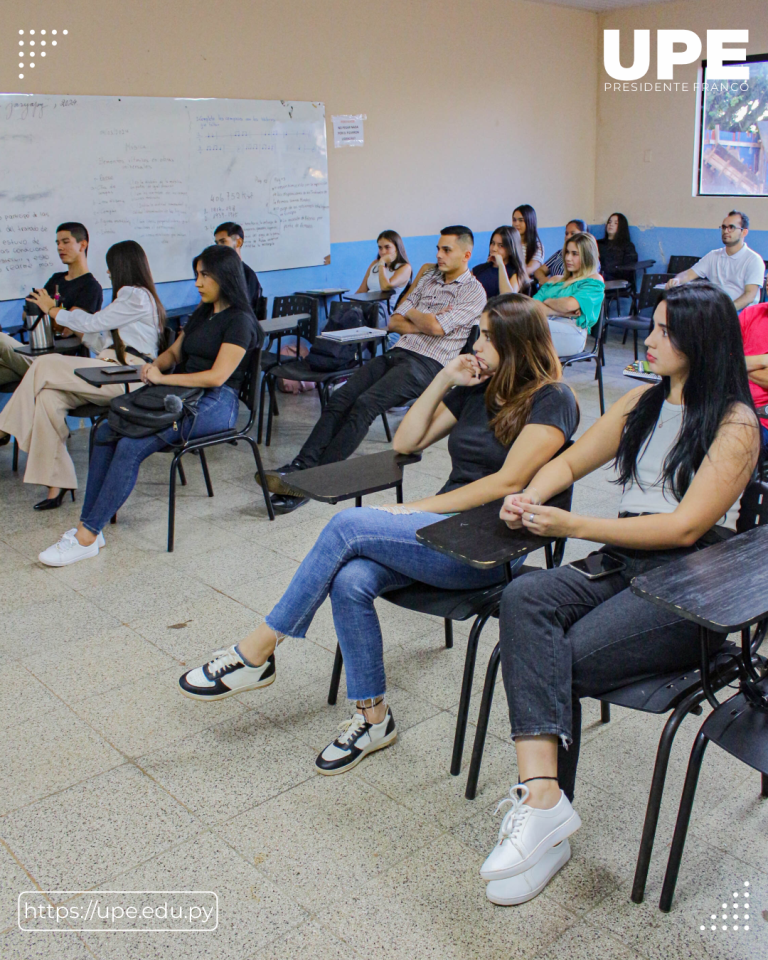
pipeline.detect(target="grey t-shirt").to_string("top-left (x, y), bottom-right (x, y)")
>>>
top-left (438, 381), bottom-right (579, 493)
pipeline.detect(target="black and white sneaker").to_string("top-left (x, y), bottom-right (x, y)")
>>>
top-left (179, 645), bottom-right (275, 701)
top-left (315, 708), bottom-right (397, 775)
top-left (270, 493), bottom-right (309, 514)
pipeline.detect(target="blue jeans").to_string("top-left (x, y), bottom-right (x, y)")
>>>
top-left (80, 385), bottom-right (239, 535)
top-left (265, 507), bottom-right (515, 700)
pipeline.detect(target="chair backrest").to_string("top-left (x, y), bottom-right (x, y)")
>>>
top-left (255, 295), bottom-right (267, 321)
top-left (667, 255), bottom-right (699, 275)
top-left (460, 324), bottom-right (480, 355)
top-left (637, 273), bottom-right (674, 314)
top-left (272, 295), bottom-right (319, 342)
top-left (736, 479), bottom-right (768, 533)
top-left (238, 337), bottom-right (264, 429)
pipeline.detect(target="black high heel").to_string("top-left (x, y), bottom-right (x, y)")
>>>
top-left (33, 489), bottom-right (76, 511)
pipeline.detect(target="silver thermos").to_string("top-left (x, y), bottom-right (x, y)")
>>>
top-left (22, 299), bottom-right (55, 353)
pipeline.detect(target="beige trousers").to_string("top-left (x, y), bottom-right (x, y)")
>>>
top-left (0, 331), bottom-right (34, 385)
top-left (0, 350), bottom-right (144, 490)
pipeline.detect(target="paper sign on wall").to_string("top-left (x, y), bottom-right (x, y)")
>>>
top-left (332, 114), bottom-right (365, 147)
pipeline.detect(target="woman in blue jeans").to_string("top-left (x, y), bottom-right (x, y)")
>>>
top-left (39, 245), bottom-right (261, 566)
top-left (181, 294), bottom-right (579, 774)
top-left (476, 283), bottom-right (759, 907)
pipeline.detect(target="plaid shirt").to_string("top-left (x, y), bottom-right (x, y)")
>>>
top-left (394, 268), bottom-right (486, 367)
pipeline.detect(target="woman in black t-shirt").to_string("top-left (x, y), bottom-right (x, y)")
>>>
top-left (596, 212), bottom-right (638, 281)
top-left (180, 294), bottom-right (578, 778)
top-left (39, 245), bottom-right (261, 567)
top-left (472, 226), bottom-right (529, 299)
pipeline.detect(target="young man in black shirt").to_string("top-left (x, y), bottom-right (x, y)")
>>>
top-left (214, 222), bottom-right (263, 316)
top-left (0, 222), bottom-right (103, 385)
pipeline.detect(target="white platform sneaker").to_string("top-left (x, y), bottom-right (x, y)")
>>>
top-left (480, 784), bottom-right (581, 881)
top-left (39, 528), bottom-right (102, 567)
top-left (485, 840), bottom-right (571, 905)
top-left (315, 708), bottom-right (397, 775)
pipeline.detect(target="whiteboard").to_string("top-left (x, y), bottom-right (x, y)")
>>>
top-left (0, 95), bottom-right (330, 300)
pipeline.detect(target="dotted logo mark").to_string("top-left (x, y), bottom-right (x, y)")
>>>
top-left (700, 882), bottom-right (751, 933)
top-left (17, 28), bottom-right (68, 80)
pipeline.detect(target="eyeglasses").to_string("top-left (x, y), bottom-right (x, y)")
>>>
top-left (721, 225), bottom-right (742, 232)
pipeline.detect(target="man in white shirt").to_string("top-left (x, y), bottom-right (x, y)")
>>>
top-left (666, 211), bottom-right (765, 311)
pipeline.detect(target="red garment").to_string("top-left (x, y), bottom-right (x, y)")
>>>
top-left (740, 304), bottom-right (768, 427)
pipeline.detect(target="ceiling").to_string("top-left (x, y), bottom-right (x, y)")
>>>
top-left (525, 0), bottom-right (679, 10)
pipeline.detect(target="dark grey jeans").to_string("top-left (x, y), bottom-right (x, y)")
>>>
top-left (498, 541), bottom-right (731, 801)
top-left (296, 348), bottom-right (441, 468)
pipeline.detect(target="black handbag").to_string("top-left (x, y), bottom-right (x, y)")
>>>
top-left (104, 384), bottom-right (204, 441)
top-left (306, 305), bottom-right (364, 372)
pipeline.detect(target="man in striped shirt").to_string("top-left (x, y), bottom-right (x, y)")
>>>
top-left (263, 226), bottom-right (486, 512)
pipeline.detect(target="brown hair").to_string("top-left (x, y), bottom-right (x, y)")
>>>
top-left (377, 230), bottom-right (409, 269)
top-left (106, 240), bottom-right (166, 363)
top-left (560, 232), bottom-right (600, 283)
top-left (483, 294), bottom-right (569, 446)
top-left (489, 226), bottom-right (530, 293)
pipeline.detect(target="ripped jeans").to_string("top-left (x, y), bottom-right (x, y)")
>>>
top-left (498, 541), bottom-right (730, 801)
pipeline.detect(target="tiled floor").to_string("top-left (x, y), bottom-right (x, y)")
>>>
top-left (1, 334), bottom-right (766, 959)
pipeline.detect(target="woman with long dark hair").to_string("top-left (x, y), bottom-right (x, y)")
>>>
top-left (39, 245), bottom-right (262, 565)
top-left (477, 282), bottom-right (759, 906)
top-left (512, 204), bottom-right (544, 278)
top-left (0, 240), bottom-right (166, 509)
top-left (356, 230), bottom-right (412, 299)
top-left (597, 212), bottom-right (638, 281)
top-left (472, 226), bottom-right (529, 298)
top-left (180, 294), bottom-right (579, 774)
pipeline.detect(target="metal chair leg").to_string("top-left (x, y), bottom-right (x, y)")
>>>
top-left (247, 436), bottom-right (275, 521)
top-left (177, 459), bottom-right (187, 486)
top-left (762, 773), bottom-right (768, 798)
top-left (596, 357), bottom-right (605, 416)
top-left (444, 619), bottom-right (453, 649)
top-left (266, 381), bottom-right (275, 447)
top-left (395, 481), bottom-right (403, 504)
top-left (466, 641), bottom-right (501, 800)
top-left (257, 375), bottom-right (267, 444)
top-left (631, 690), bottom-right (705, 903)
top-left (452, 611), bottom-right (491, 777)
top-left (600, 702), bottom-right (611, 723)
top-left (552, 537), bottom-right (566, 567)
top-left (168, 455), bottom-right (179, 552)
top-left (355, 496), bottom-right (362, 508)
top-left (381, 411), bottom-right (392, 442)
top-left (659, 731), bottom-right (710, 912)
top-left (328, 644), bottom-right (344, 705)
top-left (12, 438), bottom-right (19, 472)
top-left (198, 449), bottom-right (214, 497)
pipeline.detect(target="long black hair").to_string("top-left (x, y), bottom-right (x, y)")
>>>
top-left (105, 240), bottom-right (165, 363)
top-left (512, 204), bottom-right (541, 265)
top-left (614, 282), bottom-right (757, 502)
top-left (488, 226), bottom-right (530, 292)
top-left (604, 212), bottom-right (631, 247)
top-left (191, 244), bottom-right (262, 347)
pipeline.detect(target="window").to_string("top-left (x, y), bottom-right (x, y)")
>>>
top-left (697, 53), bottom-right (768, 197)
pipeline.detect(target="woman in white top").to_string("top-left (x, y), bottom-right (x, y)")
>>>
top-left (356, 231), bottom-right (412, 320)
top-left (475, 282), bottom-right (760, 906)
top-left (0, 240), bottom-right (166, 509)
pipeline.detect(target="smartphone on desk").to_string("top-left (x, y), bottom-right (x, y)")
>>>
top-left (101, 365), bottom-right (138, 376)
top-left (569, 554), bottom-right (626, 580)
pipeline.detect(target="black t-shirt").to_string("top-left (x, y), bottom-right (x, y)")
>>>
top-left (44, 271), bottom-right (103, 313)
top-left (180, 306), bottom-right (262, 391)
top-left (438, 381), bottom-right (579, 493)
top-left (242, 262), bottom-right (262, 314)
top-left (472, 261), bottom-right (514, 299)
top-left (596, 239), bottom-right (638, 281)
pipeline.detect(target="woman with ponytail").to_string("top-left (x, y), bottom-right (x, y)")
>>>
top-left (181, 294), bottom-right (579, 777)
top-left (477, 281), bottom-right (760, 907)
top-left (0, 240), bottom-right (165, 509)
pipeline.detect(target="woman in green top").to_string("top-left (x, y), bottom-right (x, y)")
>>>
top-left (533, 232), bottom-right (604, 357)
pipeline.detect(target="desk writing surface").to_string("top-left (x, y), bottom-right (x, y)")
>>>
top-left (285, 450), bottom-right (421, 504)
top-left (345, 291), bottom-right (393, 302)
top-left (416, 490), bottom-right (572, 569)
top-left (631, 524), bottom-right (768, 632)
top-left (15, 337), bottom-right (83, 356)
top-left (260, 315), bottom-right (309, 335)
top-left (74, 366), bottom-right (142, 388)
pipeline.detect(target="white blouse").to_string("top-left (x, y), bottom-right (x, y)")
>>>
top-left (56, 286), bottom-right (161, 359)
top-left (366, 262), bottom-right (407, 293)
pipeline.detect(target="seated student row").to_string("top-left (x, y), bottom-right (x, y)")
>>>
top-left (178, 281), bottom-right (758, 907)
top-left (0, 219), bottom-right (263, 509)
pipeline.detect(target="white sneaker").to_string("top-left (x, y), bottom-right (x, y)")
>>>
top-left (179, 644), bottom-right (276, 700)
top-left (485, 840), bottom-right (571, 905)
top-left (39, 529), bottom-right (100, 567)
top-left (479, 784), bottom-right (581, 881)
top-left (315, 708), bottom-right (397, 775)
top-left (96, 531), bottom-right (106, 548)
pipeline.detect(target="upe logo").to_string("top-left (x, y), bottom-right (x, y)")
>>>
top-left (604, 30), bottom-right (749, 81)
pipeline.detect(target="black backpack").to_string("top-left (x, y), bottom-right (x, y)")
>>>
top-left (305, 304), bottom-right (365, 372)
top-left (104, 384), bottom-right (204, 441)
